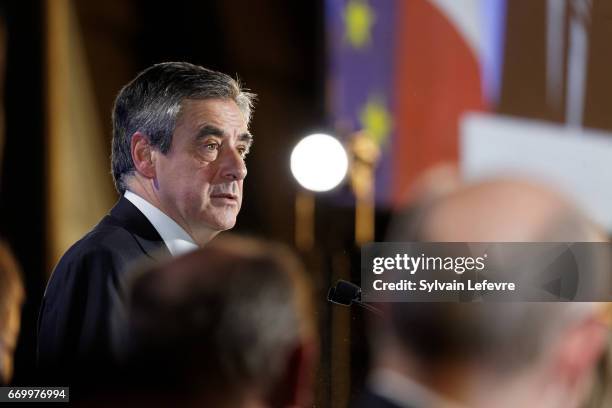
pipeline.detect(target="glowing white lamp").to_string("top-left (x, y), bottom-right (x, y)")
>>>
top-left (290, 133), bottom-right (348, 192)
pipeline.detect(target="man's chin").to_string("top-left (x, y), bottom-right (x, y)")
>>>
top-left (218, 221), bottom-right (236, 231)
top-left (204, 217), bottom-right (237, 232)
top-left (195, 207), bottom-right (240, 233)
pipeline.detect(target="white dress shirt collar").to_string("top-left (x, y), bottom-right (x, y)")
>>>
top-left (124, 190), bottom-right (198, 256)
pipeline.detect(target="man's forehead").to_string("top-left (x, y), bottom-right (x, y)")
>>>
top-left (179, 98), bottom-right (248, 129)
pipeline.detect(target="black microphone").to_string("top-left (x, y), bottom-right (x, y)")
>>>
top-left (328, 279), bottom-right (361, 306)
top-left (328, 280), bottom-right (383, 317)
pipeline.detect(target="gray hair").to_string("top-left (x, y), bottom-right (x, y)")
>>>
top-left (116, 235), bottom-right (315, 400)
top-left (111, 62), bottom-right (256, 193)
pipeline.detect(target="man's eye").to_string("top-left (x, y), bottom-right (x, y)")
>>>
top-left (237, 146), bottom-right (250, 158)
top-left (204, 143), bottom-right (219, 152)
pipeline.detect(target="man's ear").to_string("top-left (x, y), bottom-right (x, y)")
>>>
top-left (131, 132), bottom-right (156, 179)
top-left (269, 338), bottom-right (318, 408)
top-left (550, 315), bottom-right (608, 391)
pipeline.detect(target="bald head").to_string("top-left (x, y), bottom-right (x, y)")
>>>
top-left (375, 179), bottom-right (610, 408)
top-left (406, 179), bottom-right (603, 242)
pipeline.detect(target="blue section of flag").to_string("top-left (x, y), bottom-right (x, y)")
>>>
top-left (326, 0), bottom-right (397, 205)
top-left (481, 0), bottom-right (507, 106)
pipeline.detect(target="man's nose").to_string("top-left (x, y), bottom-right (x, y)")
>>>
top-left (219, 147), bottom-right (247, 181)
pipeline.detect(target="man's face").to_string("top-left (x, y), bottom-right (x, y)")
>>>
top-left (153, 98), bottom-right (251, 240)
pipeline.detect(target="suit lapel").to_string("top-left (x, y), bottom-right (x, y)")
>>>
top-left (106, 196), bottom-right (172, 260)
top-left (133, 234), bottom-right (171, 261)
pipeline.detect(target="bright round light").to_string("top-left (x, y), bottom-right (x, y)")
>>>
top-left (290, 133), bottom-right (348, 192)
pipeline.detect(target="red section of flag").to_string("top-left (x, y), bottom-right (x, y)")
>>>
top-left (392, 0), bottom-right (487, 207)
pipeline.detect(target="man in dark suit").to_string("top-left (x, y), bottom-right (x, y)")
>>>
top-left (356, 180), bottom-right (609, 408)
top-left (37, 62), bottom-right (255, 381)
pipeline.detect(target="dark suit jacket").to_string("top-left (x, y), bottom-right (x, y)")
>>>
top-left (37, 196), bottom-right (170, 382)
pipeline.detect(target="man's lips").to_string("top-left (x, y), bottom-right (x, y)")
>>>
top-left (210, 193), bottom-right (238, 200)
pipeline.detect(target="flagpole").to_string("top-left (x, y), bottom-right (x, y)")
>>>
top-left (295, 190), bottom-right (315, 252)
top-left (349, 131), bottom-right (380, 246)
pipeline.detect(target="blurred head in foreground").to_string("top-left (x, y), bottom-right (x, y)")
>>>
top-left (366, 179), bottom-right (609, 408)
top-left (119, 235), bottom-right (317, 408)
top-left (0, 241), bottom-right (24, 384)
